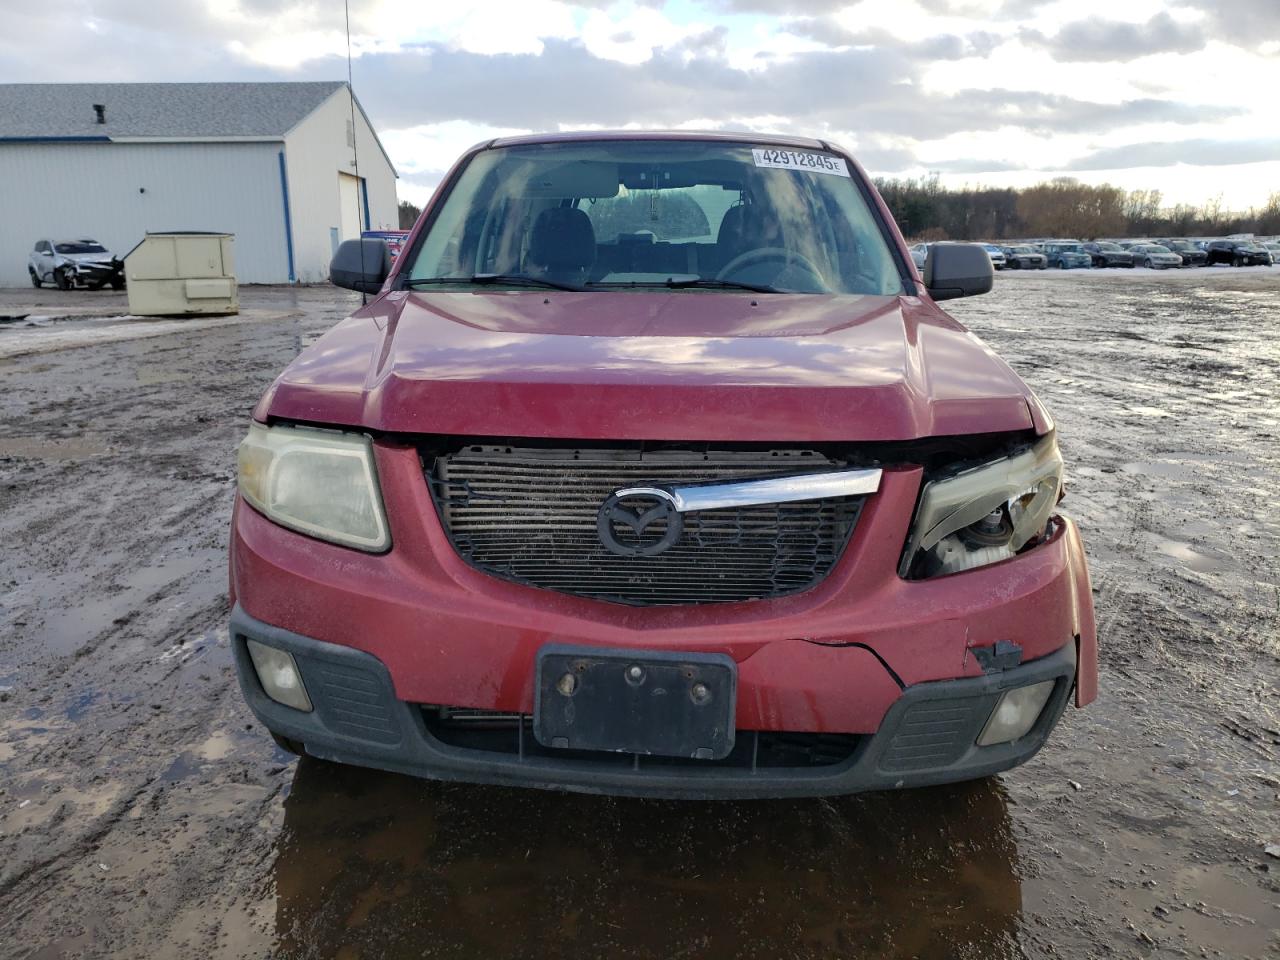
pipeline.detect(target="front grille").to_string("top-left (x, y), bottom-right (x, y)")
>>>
top-left (426, 445), bottom-right (864, 605)
top-left (422, 707), bottom-right (861, 769)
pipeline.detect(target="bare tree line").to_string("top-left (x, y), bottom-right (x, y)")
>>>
top-left (875, 175), bottom-right (1280, 242)
top-left (399, 179), bottom-right (1280, 242)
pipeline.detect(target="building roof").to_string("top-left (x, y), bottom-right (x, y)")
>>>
top-left (0, 81), bottom-right (347, 140)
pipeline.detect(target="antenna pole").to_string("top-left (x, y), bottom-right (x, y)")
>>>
top-left (345, 0), bottom-right (367, 305)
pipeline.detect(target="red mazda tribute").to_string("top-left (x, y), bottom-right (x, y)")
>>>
top-left (229, 132), bottom-right (1097, 798)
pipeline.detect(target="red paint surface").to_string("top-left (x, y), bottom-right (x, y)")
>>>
top-left (256, 290), bottom-right (1038, 442)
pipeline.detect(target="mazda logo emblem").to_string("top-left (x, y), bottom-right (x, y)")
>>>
top-left (596, 488), bottom-right (684, 557)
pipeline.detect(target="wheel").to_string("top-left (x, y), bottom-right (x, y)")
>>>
top-left (110, 278), bottom-right (125, 291)
top-left (1233, 255), bottom-right (1244, 267)
top-left (29, 268), bottom-right (41, 288)
top-left (270, 731), bottom-right (306, 756)
top-left (1144, 258), bottom-right (1153, 269)
top-left (55, 266), bottom-right (74, 290)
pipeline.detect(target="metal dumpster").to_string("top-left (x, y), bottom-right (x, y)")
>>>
top-left (124, 232), bottom-right (238, 316)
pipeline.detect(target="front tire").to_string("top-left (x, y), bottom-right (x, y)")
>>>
top-left (1144, 258), bottom-right (1153, 269)
top-left (29, 268), bottom-right (41, 288)
top-left (55, 267), bottom-right (74, 290)
top-left (110, 278), bottom-right (125, 291)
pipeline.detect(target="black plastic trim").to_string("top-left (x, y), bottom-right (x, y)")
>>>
top-left (231, 605), bottom-right (1077, 800)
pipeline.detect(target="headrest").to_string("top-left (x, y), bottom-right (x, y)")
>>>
top-left (717, 204), bottom-right (748, 248)
top-left (528, 208), bottom-right (596, 272)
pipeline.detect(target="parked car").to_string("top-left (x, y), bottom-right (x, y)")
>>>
top-left (908, 242), bottom-right (930, 270)
top-left (1158, 240), bottom-right (1207, 267)
top-left (1205, 239), bottom-right (1271, 267)
top-left (230, 131), bottom-right (1096, 799)
top-left (980, 243), bottom-right (1007, 270)
top-left (1000, 245), bottom-right (1048, 269)
top-left (1261, 242), bottom-right (1280, 265)
top-left (1127, 244), bottom-right (1183, 269)
top-left (27, 238), bottom-right (125, 290)
top-left (1042, 241), bottom-right (1092, 269)
top-left (1081, 242), bottom-right (1134, 268)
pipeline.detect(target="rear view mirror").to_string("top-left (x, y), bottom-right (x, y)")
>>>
top-left (330, 239), bottom-right (392, 293)
top-left (923, 243), bottom-right (994, 301)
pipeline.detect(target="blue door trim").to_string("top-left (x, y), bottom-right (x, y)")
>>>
top-left (277, 150), bottom-right (297, 283)
top-left (361, 177), bottom-right (371, 230)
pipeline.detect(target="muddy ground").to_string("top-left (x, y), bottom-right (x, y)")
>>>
top-left (0, 272), bottom-right (1277, 959)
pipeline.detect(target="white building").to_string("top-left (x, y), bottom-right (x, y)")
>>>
top-left (0, 82), bottom-right (398, 285)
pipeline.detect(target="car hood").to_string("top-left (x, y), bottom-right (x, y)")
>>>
top-left (256, 290), bottom-right (1044, 442)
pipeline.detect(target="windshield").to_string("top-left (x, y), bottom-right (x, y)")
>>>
top-left (55, 242), bottom-right (107, 254)
top-left (1095, 243), bottom-right (1121, 251)
top-left (1148, 245), bottom-right (1172, 253)
top-left (1008, 246), bottom-right (1033, 253)
top-left (405, 140), bottom-right (904, 295)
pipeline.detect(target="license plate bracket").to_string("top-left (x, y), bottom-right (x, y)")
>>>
top-left (534, 645), bottom-right (737, 760)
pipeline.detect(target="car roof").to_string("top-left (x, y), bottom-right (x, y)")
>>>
top-left (487, 129), bottom-right (829, 150)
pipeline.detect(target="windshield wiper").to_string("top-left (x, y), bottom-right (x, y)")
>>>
top-left (405, 274), bottom-right (582, 292)
top-left (586, 277), bottom-right (781, 293)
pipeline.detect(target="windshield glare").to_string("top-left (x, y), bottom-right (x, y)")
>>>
top-left (406, 141), bottom-right (904, 295)
top-left (55, 242), bottom-right (107, 254)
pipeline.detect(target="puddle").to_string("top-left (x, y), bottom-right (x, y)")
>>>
top-left (1120, 460), bottom-right (1196, 481)
top-left (1154, 538), bottom-right (1222, 573)
top-left (65, 689), bottom-right (101, 721)
top-left (160, 753), bottom-right (201, 784)
top-left (197, 731), bottom-right (235, 762)
top-left (0, 435), bottom-right (112, 460)
top-left (1123, 406), bottom-right (1172, 417)
top-left (270, 761), bottom-right (1022, 959)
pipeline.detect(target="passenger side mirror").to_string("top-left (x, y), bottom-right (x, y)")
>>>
top-left (923, 242), bottom-right (994, 301)
top-left (330, 238), bottom-right (393, 293)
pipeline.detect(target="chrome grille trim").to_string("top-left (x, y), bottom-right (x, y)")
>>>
top-left (426, 445), bottom-right (866, 606)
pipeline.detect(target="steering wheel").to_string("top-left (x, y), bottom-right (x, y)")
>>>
top-left (715, 247), bottom-right (827, 292)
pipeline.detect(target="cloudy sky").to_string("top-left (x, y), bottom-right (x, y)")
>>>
top-left (3, 0), bottom-right (1278, 209)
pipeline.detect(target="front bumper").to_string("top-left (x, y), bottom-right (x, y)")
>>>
top-left (232, 605), bottom-right (1079, 799)
top-left (63, 261), bottom-right (121, 284)
top-left (229, 440), bottom-right (1098, 796)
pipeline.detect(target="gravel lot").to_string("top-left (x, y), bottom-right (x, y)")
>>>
top-left (0, 270), bottom-right (1277, 959)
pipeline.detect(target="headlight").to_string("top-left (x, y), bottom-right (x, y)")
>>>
top-left (900, 435), bottom-right (1063, 579)
top-left (237, 422), bottom-right (390, 552)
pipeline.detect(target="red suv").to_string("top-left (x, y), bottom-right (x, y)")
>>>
top-left (230, 132), bottom-right (1097, 798)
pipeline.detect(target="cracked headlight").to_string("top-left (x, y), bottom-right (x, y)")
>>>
top-left (901, 435), bottom-right (1063, 579)
top-left (237, 422), bottom-right (390, 552)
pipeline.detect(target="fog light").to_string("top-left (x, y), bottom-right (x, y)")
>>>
top-left (246, 639), bottom-right (313, 712)
top-left (977, 680), bottom-right (1054, 746)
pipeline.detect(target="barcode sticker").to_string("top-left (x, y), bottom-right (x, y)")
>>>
top-left (752, 148), bottom-right (850, 177)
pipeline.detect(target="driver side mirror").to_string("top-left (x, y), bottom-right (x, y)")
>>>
top-left (923, 243), bottom-right (994, 301)
top-left (330, 238), bottom-right (393, 293)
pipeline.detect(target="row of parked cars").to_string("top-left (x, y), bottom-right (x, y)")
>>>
top-left (910, 237), bottom-right (1280, 271)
